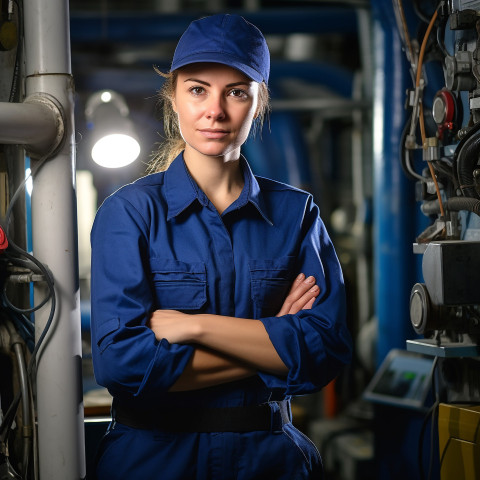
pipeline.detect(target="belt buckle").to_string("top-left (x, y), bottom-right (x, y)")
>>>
top-left (269, 401), bottom-right (287, 433)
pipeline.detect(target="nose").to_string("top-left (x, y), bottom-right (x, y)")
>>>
top-left (205, 93), bottom-right (225, 120)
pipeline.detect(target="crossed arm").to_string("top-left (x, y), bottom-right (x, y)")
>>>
top-left (148, 274), bottom-right (319, 392)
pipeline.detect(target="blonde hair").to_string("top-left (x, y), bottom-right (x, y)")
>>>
top-left (148, 66), bottom-right (270, 173)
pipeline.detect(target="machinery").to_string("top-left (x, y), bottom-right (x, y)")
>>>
top-left (403, 1), bottom-right (480, 361)
top-left (0, 0), bottom-right (84, 479)
top-left (315, 2), bottom-right (480, 478)
top-left (395, 1), bottom-right (480, 478)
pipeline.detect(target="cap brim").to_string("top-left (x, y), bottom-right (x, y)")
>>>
top-left (171, 52), bottom-right (264, 83)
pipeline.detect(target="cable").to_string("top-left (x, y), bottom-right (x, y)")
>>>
top-left (433, 159), bottom-right (457, 188)
top-left (453, 121), bottom-right (480, 165)
top-left (415, 8), bottom-right (446, 219)
top-left (421, 196), bottom-right (480, 216)
top-left (397, 1), bottom-right (446, 221)
top-left (400, 115), bottom-right (428, 182)
top-left (0, 98), bottom-right (57, 480)
top-left (1, 287), bottom-right (36, 351)
top-left (415, 5), bottom-right (440, 89)
top-left (427, 162), bottom-right (446, 218)
top-left (456, 127), bottom-right (480, 199)
top-left (4, 319), bottom-right (32, 478)
top-left (416, 9), bottom-right (438, 136)
top-left (413, 0), bottom-right (433, 24)
top-left (2, 281), bottom-right (51, 315)
top-left (0, 241), bottom-right (56, 461)
top-left (8, 0), bottom-right (23, 103)
top-left (436, 15), bottom-right (449, 58)
top-left (0, 152), bottom-right (55, 359)
top-left (394, 0), bottom-right (416, 68)
top-left (5, 242), bottom-right (56, 376)
top-left (1, 239), bottom-right (54, 316)
top-left (1, 153), bottom-right (49, 238)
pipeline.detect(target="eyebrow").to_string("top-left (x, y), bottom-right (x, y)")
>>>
top-left (184, 78), bottom-right (251, 87)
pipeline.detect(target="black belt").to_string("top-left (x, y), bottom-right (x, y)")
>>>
top-left (113, 400), bottom-right (291, 433)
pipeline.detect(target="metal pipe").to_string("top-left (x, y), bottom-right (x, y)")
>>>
top-left (371, 0), bottom-right (417, 366)
top-left (23, 0), bottom-right (85, 479)
top-left (70, 9), bottom-right (360, 43)
top-left (0, 98), bottom-right (62, 157)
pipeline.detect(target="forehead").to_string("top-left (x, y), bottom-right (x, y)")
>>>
top-left (176, 62), bottom-right (253, 84)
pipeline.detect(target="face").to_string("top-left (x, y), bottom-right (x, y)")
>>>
top-left (172, 63), bottom-right (259, 162)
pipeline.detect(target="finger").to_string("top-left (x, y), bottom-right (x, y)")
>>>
top-left (277, 275), bottom-right (316, 317)
top-left (288, 273), bottom-right (306, 292)
top-left (287, 276), bottom-right (316, 303)
top-left (303, 296), bottom-right (316, 310)
top-left (286, 285), bottom-right (319, 315)
top-left (276, 274), bottom-right (305, 316)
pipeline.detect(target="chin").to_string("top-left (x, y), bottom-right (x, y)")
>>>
top-left (192, 144), bottom-right (239, 159)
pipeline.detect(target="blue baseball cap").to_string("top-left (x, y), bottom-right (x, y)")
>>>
top-left (171, 14), bottom-right (270, 84)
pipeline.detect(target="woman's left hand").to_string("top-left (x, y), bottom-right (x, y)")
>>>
top-left (148, 310), bottom-right (198, 343)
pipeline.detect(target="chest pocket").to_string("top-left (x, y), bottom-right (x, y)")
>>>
top-left (149, 258), bottom-right (207, 310)
top-left (249, 257), bottom-right (295, 319)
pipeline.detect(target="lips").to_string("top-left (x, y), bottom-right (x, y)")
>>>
top-left (199, 128), bottom-right (230, 139)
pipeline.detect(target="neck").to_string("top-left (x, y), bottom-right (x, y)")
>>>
top-left (183, 148), bottom-right (244, 213)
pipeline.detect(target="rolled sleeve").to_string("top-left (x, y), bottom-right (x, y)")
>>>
top-left (90, 194), bottom-right (194, 399)
top-left (258, 199), bottom-right (352, 395)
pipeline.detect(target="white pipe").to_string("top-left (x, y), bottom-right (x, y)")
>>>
top-left (24, 0), bottom-right (70, 74)
top-left (23, 0), bottom-right (85, 479)
top-left (0, 97), bottom-right (62, 156)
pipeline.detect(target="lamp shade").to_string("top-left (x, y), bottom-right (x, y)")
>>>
top-left (85, 90), bottom-right (140, 168)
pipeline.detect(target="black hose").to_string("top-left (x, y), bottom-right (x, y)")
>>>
top-left (0, 242), bottom-right (56, 450)
top-left (9, 0), bottom-right (23, 103)
top-left (4, 320), bottom-right (32, 478)
top-left (421, 196), bottom-right (480, 216)
top-left (453, 121), bottom-right (480, 165)
top-left (432, 159), bottom-right (457, 190)
top-left (452, 121), bottom-right (480, 189)
top-left (413, 0), bottom-right (433, 24)
top-left (436, 16), bottom-right (449, 58)
top-left (456, 129), bottom-right (480, 199)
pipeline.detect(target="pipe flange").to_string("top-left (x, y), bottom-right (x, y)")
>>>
top-left (24, 93), bottom-right (66, 160)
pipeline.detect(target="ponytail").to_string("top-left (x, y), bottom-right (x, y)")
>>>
top-left (148, 69), bottom-right (185, 173)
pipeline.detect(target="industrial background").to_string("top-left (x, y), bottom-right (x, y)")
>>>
top-left (0, 0), bottom-right (479, 479)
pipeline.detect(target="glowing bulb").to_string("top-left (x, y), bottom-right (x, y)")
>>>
top-left (100, 91), bottom-right (112, 103)
top-left (91, 134), bottom-right (140, 168)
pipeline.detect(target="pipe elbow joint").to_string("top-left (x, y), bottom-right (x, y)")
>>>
top-left (23, 93), bottom-right (66, 159)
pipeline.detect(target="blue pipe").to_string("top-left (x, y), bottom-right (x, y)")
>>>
top-left (371, 1), bottom-right (417, 366)
top-left (70, 8), bottom-right (358, 43)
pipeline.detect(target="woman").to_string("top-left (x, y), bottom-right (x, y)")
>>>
top-left (90, 13), bottom-right (352, 479)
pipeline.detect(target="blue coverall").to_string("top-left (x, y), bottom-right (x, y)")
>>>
top-left (90, 153), bottom-right (352, 479)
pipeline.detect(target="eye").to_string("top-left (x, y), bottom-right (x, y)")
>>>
top-left (229, 88), bottom-right (248, 100)
top-left (189, 86), bottom-right (205, 96)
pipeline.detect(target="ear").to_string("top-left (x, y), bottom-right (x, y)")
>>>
top-left (171, 96), bottom-right (178, 113)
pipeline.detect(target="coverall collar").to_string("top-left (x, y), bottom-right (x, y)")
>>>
top-left (165, 152), bottom-right (273, 225)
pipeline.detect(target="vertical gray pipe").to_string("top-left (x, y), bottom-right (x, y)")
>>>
top-left (23, 0), bottom-right (85, 479)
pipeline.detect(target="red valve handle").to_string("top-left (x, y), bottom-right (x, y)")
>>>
top-left (0, 226), bottom-right (8, 253)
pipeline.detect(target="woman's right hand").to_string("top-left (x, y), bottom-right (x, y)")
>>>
top-left (276, 273), bottom-right (320, 317)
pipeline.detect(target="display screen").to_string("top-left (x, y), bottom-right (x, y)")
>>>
top-left (364, 350), bottom-right (434, 409)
